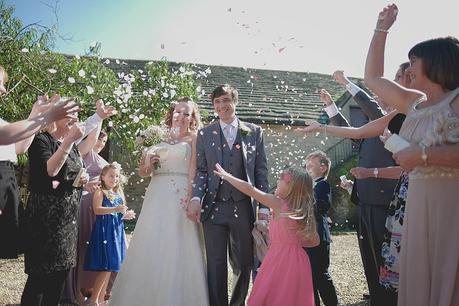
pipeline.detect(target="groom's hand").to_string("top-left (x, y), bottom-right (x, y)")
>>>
top-left (187, 199), bottom-right (201, 223)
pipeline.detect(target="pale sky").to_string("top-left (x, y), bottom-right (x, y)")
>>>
top-left (7, 0), bottom-right (459, 78)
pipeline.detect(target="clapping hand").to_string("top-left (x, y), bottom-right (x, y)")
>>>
top-left (67, 122), bottom-right (85, 142)
top-left (294, 119), bottom-right (321, 134)
top-left (96, 99), bottom-right (117, 119)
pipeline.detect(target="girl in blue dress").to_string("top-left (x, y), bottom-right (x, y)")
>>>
top-left (84, 163), bottom-right (135, 305)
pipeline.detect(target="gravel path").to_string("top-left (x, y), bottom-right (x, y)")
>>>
top-left (0, 233), bottom-right (369, 305)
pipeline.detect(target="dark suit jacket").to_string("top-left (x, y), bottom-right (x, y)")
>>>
top-left (329, 90), bottom-right (397, 206)
top-left (192, 119), bottom-right (269, 221)
top-left (313, 177), bottom-right (332, 244)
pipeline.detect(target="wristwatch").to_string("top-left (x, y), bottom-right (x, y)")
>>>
top-left (373, 168), bottom-right (379, 178)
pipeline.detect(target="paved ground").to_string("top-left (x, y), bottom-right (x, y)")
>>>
top-left (0, 233), bottom-right (369, 306)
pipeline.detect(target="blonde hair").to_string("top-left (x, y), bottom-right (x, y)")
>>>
top-left (100, 162), bottom-right (126, 202)
top-left (282, 166), bottom-right (317, 241)
top-left (164, 96), bottom-right (202, 131)
top-left (306, 150), bottom-right (331, 177)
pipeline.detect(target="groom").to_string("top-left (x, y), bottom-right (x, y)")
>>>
top-left (187, 84), bottom-right (269, 306)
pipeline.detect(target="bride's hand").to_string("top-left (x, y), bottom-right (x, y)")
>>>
top-left (213, 163), bottom-right (230, 180)
top-left (294, 119), bottom-right (321, 134)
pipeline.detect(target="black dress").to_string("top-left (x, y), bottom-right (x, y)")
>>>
top-left (22, 132), bottom-right (84, 275)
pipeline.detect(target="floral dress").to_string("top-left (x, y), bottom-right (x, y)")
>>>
top-left (379, 173), bottom-right (409, 291)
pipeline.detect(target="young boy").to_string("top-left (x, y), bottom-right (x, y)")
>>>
top-left (304, 150), bottom-right (338, 306)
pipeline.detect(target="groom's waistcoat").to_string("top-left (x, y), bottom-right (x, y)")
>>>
top-left (215, 131), bottom-right (249, 203)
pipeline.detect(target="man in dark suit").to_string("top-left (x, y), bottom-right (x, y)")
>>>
top-left (320, 71), bottom-right (398, 306)
top-left (187, 84), bottom-right (269, 306)
top-left (304, 150), bottom-right (338, 306)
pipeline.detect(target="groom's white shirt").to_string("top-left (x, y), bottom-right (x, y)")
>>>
top-left (191, 117), bottom-right (239, 203)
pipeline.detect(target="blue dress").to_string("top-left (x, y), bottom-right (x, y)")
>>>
top-left (84, 192), bottom-right (125, 272)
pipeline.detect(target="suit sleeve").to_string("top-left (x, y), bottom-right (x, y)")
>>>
top-left (314, 180), bottom-right (331, 216)
top-left (353, 90), bottom-right (384, 121)
top-left (254, 126), bottom-right (269, 208)
top-left (191, 130), bottom-right (208, 201)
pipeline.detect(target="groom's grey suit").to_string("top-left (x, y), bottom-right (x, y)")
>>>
top-left (192, 119), bottom-right (269, 306)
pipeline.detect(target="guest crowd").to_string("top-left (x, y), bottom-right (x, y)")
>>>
top-left (0, 4), bottom-right (458, 306)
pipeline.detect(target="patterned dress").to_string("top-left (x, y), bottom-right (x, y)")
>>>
top-left (23, 132), bottom-right (84, 275)
top-left (379, 173), bottom-right (409, 291)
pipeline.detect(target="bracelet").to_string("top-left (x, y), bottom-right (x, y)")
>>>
top-left (58, 146), bottom-right (70, 154)
top-left (374, 28), bottom-right (389, 33)
top-left (419, 143), bottom-right (428, 166)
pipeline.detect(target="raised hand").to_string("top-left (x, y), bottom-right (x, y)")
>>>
top-left (67, 122), bottom-right (85, 142)
top-left (319, 89), bottom-right (334, 107)
top-left (376, 4), bottom-right (398, 31)
top-left (332, 70), bottom-right (350, 86)
top-left (294, 119), bottom-right (321, 134)
top-left (96, 99), bottom-right (117, 119)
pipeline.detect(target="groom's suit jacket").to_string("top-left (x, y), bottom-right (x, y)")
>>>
top-left (192, 119), bottom-right (269, 222)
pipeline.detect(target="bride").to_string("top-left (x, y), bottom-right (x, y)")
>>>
top-left (110, 97), bottom-right (209, 306)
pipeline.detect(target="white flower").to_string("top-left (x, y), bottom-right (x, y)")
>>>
top-left (78, 69), bottom-right (86, 77)
top-left (86, 86), bottom-right (94, 94)
top-left (47, 68), bottom-right (57, 74)
top-left (75, 55), bottom-right (81, 60)
top-left (205, 67), bottom-right (211, 74)
top-left (179, 66), bottom-right (185, 73)
top-left (170, 89), bottom-right (176, 98)
top-left (162, 92), bottom-right (169, 98)
top-left (104, 59), bottom-right (110, 64)
top-left (133, 116), bottom-right (140, 123)
top-left (21, 48), bottom-right (29, 53)
top-left (68, 77), bottom-right (76, 84)
top-left (90, 41), bottom-right (97, 48)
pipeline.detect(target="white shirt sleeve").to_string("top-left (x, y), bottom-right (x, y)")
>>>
top-left (190, 196), bottom-right (201, 203)
top-left (324, 104), bottom-right (340, 118)
top-left (75, 113), bottom-right (103, 145)
top-left (345, 81), bottom-right (361, 97)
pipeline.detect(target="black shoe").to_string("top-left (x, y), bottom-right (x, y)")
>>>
top-left (363, 293), bottom-right (371, 300)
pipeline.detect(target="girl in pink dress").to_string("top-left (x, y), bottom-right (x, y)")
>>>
top-left (214, 164), bottom-right (319, 306)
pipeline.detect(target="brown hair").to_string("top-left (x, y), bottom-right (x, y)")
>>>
top-left (0, 65), bottom-right (8, 83)
top-left (408, 36), bottom-right (459, 90)
top-left (210, 84), bottom-right (239, 105)
top-left (100, 163), bottom-right (125, 202)
top-left (282, 166), bottom-right (317, 241)
top-left (164, 96), bottom-right (202, 131)
top-left (98, 129), bottom-right (108, 139)
top-left (306, 150), bottom-right (331, 177)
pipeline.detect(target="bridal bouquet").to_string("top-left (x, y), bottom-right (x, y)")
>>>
top-left (135, 125), bottom-right (168, 169)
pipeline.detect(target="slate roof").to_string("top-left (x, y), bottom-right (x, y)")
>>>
top-left (106, 58), bottom-right (363, 126)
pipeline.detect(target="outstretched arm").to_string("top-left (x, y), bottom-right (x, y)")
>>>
top-left (1, 96), bottom-right (80, 147)
top-left (296, 111), bottom-right (398, 139)
top-left (214, 163), bottom-right (281, 211)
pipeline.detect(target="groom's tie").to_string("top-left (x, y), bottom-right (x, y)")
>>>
top-left (223, 125), bottom-right (235, 148)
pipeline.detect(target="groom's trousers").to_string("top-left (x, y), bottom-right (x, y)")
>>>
top-left (203, 198), bottom-right (253, 306)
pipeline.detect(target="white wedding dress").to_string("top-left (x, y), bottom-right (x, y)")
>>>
top-left (110, 142), bottom-right (209, 306)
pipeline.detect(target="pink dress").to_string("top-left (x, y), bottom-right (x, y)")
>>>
top-left (248, 201), bottom-right (315, 306)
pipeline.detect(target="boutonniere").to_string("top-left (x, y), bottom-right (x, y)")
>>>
top-left (239, 123), bottom-right (252, 137)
